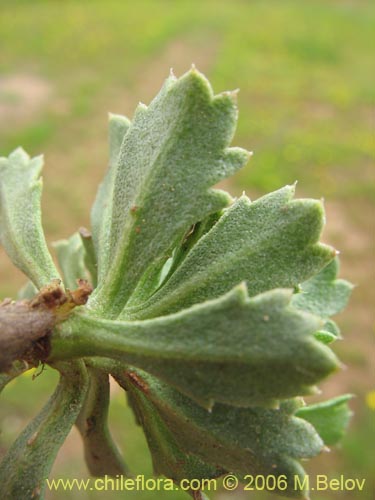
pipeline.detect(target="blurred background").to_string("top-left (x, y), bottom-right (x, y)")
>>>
top-left (0, 1), bottom-right (374, 499)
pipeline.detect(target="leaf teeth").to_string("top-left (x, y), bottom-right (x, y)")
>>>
top-left (292, 257), bottom-right (353, 320)
top-left (54, 284), bottom-right (340, 407)
top-left (296, 394), bottom-right (353, 446)
top-left (89, 68), bottom-right (249, 316)
top-left (129, 184), bottom-right (336, 321)
top-left (8, 146), bottom-right (30, 163)
top-left (113, 368), bottom-right (324, 499)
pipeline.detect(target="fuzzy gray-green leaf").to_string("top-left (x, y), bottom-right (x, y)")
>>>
top-left (91, 113), bottom-right (131, 271)
top-left (112, 366), bottom-right (323, 499)
top-left (122, 371), bottom-right (223, 486)
top-left (89, 69), bottom-right (249, 317)
top-left (79, 228), bottom-right (98, 287)
top-left (53, 232), bottom-right (89, 289)
top-left (296, 394), bottom-right (353, 445)
top-left (292, 258), bottom-right (353, 319)
top-left (0, 148), bottom-right (61, 288)
top-left (125, 185), bottom-right (335, 320)
top-left (0, 361), bottom-right (88, 500)
top-left (52, 285), bottom-right (339, 408)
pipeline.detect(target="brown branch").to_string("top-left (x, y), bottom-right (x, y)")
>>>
top-left (0, 279), bottom-right (92, 372)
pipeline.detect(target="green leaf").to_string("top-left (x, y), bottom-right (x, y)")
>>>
top-left (75, 367), bottom-right (127, 477)
top-left (314, 319), bottom-right (342, 344)
top-left (91, 113), bottom-right (131, 275)
top-left (79, 227), bottom-right (97, 287)
top-left (88, 69), bottom-right (250, 317)
top-left (292, 258), bottom-right (353, 319)
top-left (156, 211), bottom-right (223, 293)
top-left (125, 185), bottom-right (335, 320)
top-left (314, 330), bottom-right (337, 344)
top-left (53, 232), bottom-right (89, 289)
top-left (125, 211), bottom-right (223, 309)
top-left (123, 371), bottom-right (223, 486)
top-left (0, 361), bottom-right (88, 499)
top-left (52, 285), bottom-right (339, 408)
top-left (0, 148), bottom-right (61, 288)
top-left (111, 365), bottom-right (323, 499)
top-left (296, 394), bottom-right (353, 445)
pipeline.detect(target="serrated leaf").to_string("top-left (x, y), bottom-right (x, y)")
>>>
top-left (0, 148), bottom-right (61, 288)
top-left (111, 366), bottom-right (323, 499)
top-left (0, 361), bottom-right (88, 499)
top-left (75, 367), bottom-right (127, 477)
top-left (125, 185), bottom-right (335, 320)
top-left (88, 69), bottom-right (250, 317)
top-left (53, 232), bottom-right (89, 289)
top-left (292, 258), bottom-right (353, 319)
top-left (296, 395), bottom-right (353, 446)
top-left (91, 114), bottom-right (131, 270)
top-left (52, 285), bottom-right (338, 408)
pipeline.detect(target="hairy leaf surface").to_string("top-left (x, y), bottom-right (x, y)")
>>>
top-left (125, 186), bottom-right (335, 319)
top-left (292, 258), bottom-right (353, 319)
top-left (53, 232), bottom-right (89, 290)
top-left (89, 69), bottom-right (250, 316)
top-left (112, 366), bottom-right (323, 499)
top-left (91, 113), bottom-right (130, 276)
top-left (0, 148), bottom-right (60, 288)
top-left (0, 361), bottom-right (88, 499)
top-left (53, 286), bottom-right (338, 408)
top-left (296, 394), bottom-right (353, 446)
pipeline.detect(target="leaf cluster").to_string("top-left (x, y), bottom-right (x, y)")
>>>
top-left (0, 69), bottom-right (353, 500)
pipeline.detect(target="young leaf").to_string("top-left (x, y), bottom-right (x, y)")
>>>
top-left (51, 285), bottom-right (338, 408)
top-left (0, 361), bottom-right (88, 499)
top-left (89, 69), bottom-right (250, 317)
top-left (314, 330), bottom-right (337, 344)
top-left (296, 394), bottom-right (353, 445)
top-left (112, 366), bottom-right (323, 499)
top-left (124, 185), bottom-right (335, 320)
top-left (53, 232), bottom-right (89, 290)
top-left (79, 227), bottom-right (98, 287)
top-left (75, 367), bottom-right (127, 477)
top-left (292, 258), bottom-right (353, 319)
top-left (0, 148), bottom-right (61, 288)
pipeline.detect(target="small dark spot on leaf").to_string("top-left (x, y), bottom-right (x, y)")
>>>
top-left (126, 371), bottom-right (149, 393)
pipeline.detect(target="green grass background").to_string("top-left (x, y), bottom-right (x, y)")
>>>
top-left (0, 1), bottom-right (374, 499)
